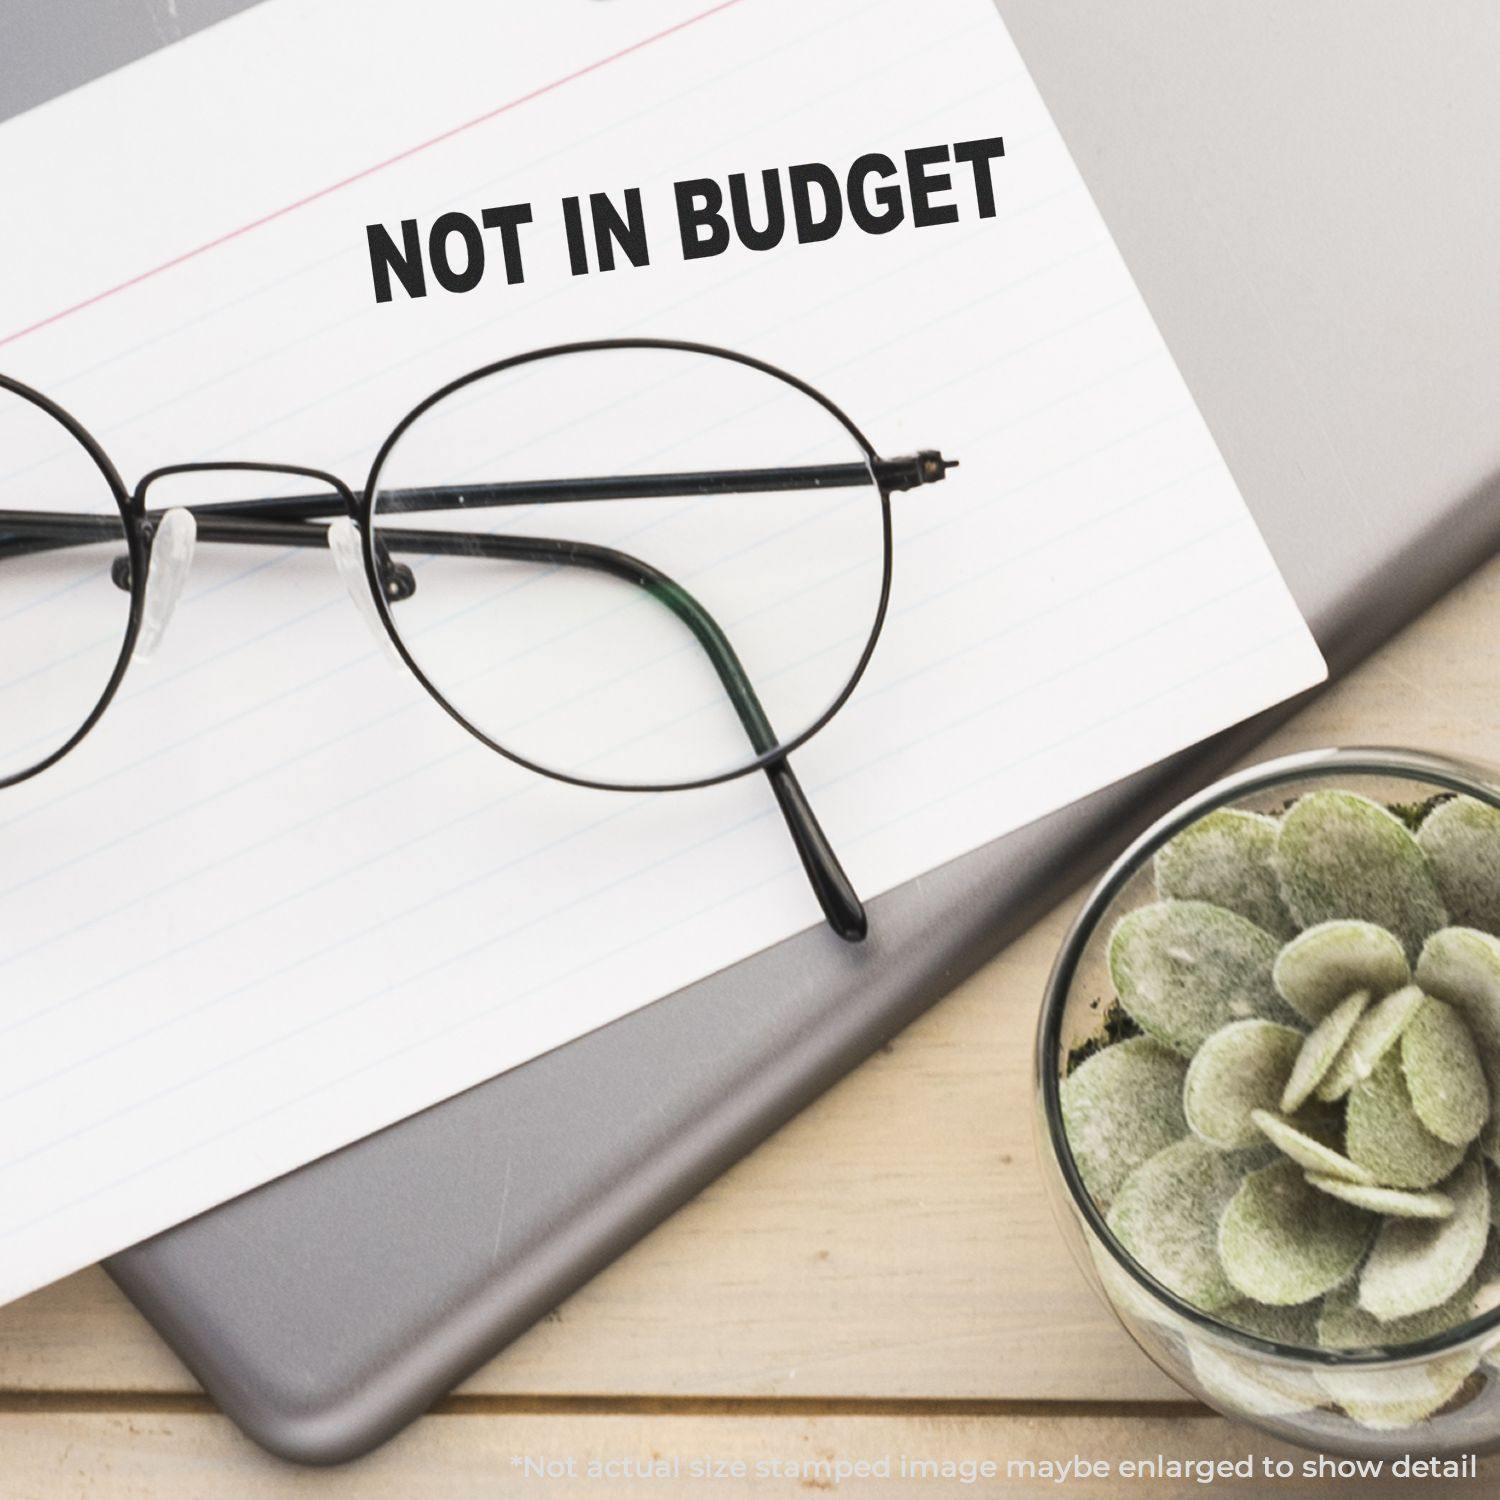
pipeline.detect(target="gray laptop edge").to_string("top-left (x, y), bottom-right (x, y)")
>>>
top-left (11, 0), bottom-right (1500, 1466)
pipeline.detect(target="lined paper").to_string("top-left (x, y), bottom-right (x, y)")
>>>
top-left (0, 0), bottom-right (1325, 1305)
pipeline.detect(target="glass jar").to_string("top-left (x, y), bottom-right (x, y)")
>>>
top-left (1035, 747), bottom-right (1500, 1456)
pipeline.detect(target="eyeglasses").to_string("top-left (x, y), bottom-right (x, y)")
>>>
top-left (0, 338), bottom-right (953, 940)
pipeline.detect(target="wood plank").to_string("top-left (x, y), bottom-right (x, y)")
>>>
top-left (1, 1409), bottom-right (1493, 1497)
top-left (2, 554), bottom-right (1499, 1403)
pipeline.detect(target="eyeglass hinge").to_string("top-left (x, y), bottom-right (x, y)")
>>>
top-left (373, 539), bottom-right (417, 602)
top-left (110, 516), bottom-right (156, 592)
top-left (877, 450), bottom-right (959, 492)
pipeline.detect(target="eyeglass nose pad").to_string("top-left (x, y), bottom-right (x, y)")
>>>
top-left (134, 507), bottom-right (197, 663)
top-left (327, 517), bottom-right (403, 669)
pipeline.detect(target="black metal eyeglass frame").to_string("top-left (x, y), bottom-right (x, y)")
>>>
top-left (0, 338), bottom-right (955, 941)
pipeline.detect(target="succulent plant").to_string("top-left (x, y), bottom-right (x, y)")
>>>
top-left (1061, 789), bottom-right (1500, 1427)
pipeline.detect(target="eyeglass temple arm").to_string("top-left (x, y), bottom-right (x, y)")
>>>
top-left (371, 525), bottom-right (868, 942)
top-left (0, 503), bottom-right (879, 940)
top-left (0, 448), bottom-right (956, 556)
top-left (187, 452), bottom-right (956, 523)
top-left (0, 453), bottom-right (954, 549)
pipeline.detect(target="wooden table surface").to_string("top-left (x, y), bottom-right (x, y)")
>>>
top-left (7, 557), bottom-right (1500, 1496)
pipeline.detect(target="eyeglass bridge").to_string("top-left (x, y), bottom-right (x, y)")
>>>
top-left (111, 542), bottom-right (416, 602)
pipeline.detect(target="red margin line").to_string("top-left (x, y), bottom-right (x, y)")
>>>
top-left (0, 0), bottom-right (748, 351)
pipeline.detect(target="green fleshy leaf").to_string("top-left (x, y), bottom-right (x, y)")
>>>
top-left (1217, 1297), bottom-right (1323, 1346)
top-left (1319, 1276), bottom-right (1476, 1350)
top-left (1273, 921), bottom-right (1409, 1025)
top-left (1189, 1299), bottom-right (1326, 1416)
top-left (1418, 796), bottom-right (1500, 936)
top-left (1281, 990), bottom-right (1369, 1112)
top-left (1090, 1240), bottom-right (1181, 1334)
top-left (1347, 1052), bottom-right (1466, 1190)
top-left (1189, 1341), bottom-right (1324, 1416)
top-left (1251, 1110), bottom-right (1373, 1184)
top-left (1306, 1176), bottom-right (1453, 1220)
top-left (1274, 791), bottom-right (1446, 961)
top-left (1155, 809), bottom-right (1296, 939)
top-left (1318, 984), bottom-right (1427, 1104)
top-left (1474, 1226), bottom-right (1500, 1344)
top-left (1401, 997), bottom-right (1490, 1147)
top-left (1109, 902), bottom-right (1291, 1057)
top-left (1359, 1157), bottom-right (1490, 1321)
top-left (1106, 1138), bottom-right (1248, 1311)
top-left (1416, 927), bottom-right (1500, 1062)
top-left (1319, 1354), bottom-right (1477, 1431)
top-left (1184, 1021), bottom-right (1303, 1150)
top-left (1415, 930), bottom-right (1500, 1167)
top-left (1061, 1037), bottom-right (1188, 1210)
top-left (1218, 1158), bottom-right (1375, 1306)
